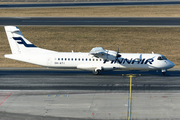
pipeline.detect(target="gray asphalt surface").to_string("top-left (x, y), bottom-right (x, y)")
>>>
top-left (0, 68), bottom-right (179, 120)
top-left (0, 68), bottom-right (179, 90)
top-left (1, 17), bottom-right (180, 26)
top-left (0, 0), bottom-right (178, 3)
top-left (0, 1), bottom-right (180, 8)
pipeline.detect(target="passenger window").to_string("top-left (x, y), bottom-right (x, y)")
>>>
top-left (58, 58), bottom-right (60, 61)
top-left (96, 59), bottom-right (98, 61)
top-left (75, 58), bottom-right (77, 61)
top-left (89, 59), bottom-right (91, 61)
top-left (82, 58), bottom-right (84, 61)
top-left (71, 58), bottom-right (73, 61)
top-left (78, 58), bottom-right (80, 61)
top-left (68, 58), bottom-right (70, 61)
top-left (61, 58), bottom-right (63, 61)
top-left (65, 58), bottom-right (67, 61)
top-left (86, 59), bottom-right (88, 61)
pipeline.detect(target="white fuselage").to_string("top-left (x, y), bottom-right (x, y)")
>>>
top-left (5, 51), bottom-right (175, 71)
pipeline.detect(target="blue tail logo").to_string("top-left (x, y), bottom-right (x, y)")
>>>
top-left (13, 37), bottom-right (36, 47)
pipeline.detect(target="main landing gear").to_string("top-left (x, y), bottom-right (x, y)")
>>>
top-left (161, 69), bottom-right (166, 75)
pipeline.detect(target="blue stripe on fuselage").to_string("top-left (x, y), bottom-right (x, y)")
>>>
top-left (13, 37), bottom-right (36, 47)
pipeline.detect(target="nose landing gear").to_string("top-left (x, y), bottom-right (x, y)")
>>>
top-left (93, 70), bottom-right (100, 75)
top-left (161, 69), bottom-right (166, 75)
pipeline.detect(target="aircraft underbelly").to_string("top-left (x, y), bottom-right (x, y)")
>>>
top-left (119, 63), bottom-right (155, 70)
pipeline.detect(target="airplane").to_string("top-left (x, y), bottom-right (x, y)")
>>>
top-left (4, 26), bottom-right (175, 75)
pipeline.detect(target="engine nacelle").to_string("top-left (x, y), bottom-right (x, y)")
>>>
top-left (95, 50), bottom-right (118, 61)
top-left (90, 47), bottom-right (121, 61)
top-left (105, 50), bottom-right (117, 61)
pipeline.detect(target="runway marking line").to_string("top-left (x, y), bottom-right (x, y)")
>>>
top-left (0, 92), bottom-right (12, 106)
top-left (92, 113), bottom-right (111, 116)
top-left (121, 112), bottom-right (138, 114)
top-left (123, 74), bottom-right (140, 120)
top-left (127, 75), bottom-right (133, 120)
top-left (46, 95), bottom-right (68, 97)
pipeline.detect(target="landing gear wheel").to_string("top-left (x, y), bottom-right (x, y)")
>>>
top-left (161, 69), bottom-right (166, 75)
top-left (93, 70), bottom-right (99, 75)
top-left (162, 72), bottom-right (166, 75)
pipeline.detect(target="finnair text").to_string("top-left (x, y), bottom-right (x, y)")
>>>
top-left (103, 58), bottom-right (154, 64)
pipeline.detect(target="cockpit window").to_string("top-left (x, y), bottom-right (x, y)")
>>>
top-left (157, 56), bottom-right (167, 60)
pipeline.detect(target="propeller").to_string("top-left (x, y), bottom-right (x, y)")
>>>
top-left (116, 46), bottom-right (121, 60)
top-left (107, 50), bottom-right (108, 59)
top-left (140, 54), bottom-right (142, 60)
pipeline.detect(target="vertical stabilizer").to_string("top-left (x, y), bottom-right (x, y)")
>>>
top-left (4, 26), bottom-right (36, 54)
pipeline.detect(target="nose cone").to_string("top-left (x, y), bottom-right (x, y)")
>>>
top-left (167, 60), bottom-right (175, 69)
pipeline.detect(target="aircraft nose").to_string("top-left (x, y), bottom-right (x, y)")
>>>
top-left (167, 60), bottom-right (175, 68)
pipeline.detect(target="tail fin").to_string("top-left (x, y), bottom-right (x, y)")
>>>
top-left (4, 26), bottom-right (36, 54)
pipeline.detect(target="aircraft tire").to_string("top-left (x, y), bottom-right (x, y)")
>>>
top-left (93, 70), bottom-right (99, 75)
top-left (162, 72), bottom-right (166, 75)
top-left (161, 69), bottom-right (166, 75)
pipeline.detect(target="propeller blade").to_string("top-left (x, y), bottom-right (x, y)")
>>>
top-left (116, 45), bottom-right (121, 59)
top-left (140, 54), bottom-right (142, 60)
top-left (107, 50), bottom-right (108, 59)
top-left (117, 45), bottom-right (119, 53)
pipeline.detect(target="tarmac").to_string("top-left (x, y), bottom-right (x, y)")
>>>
top-left (0, 68), bottom-right (180, 119)
top-left (1, 17), bottom-right (180, 27)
